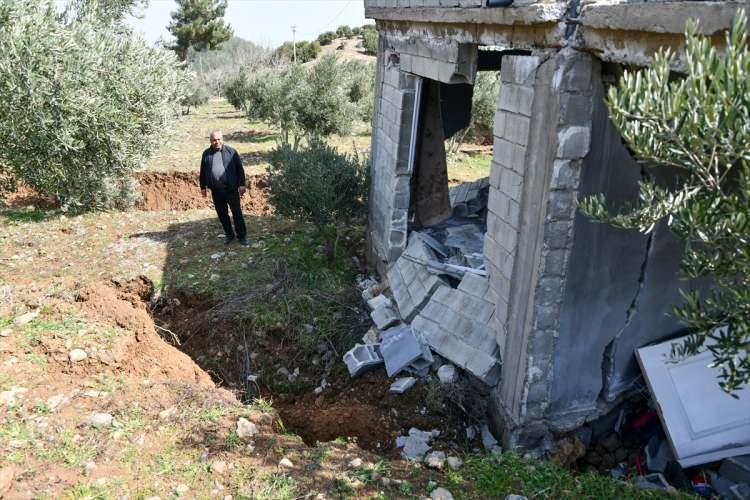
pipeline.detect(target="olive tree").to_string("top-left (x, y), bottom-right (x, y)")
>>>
top-left (0, 0), bottom-right (190, 211)
top-left (240, 55), bottom-right (357, 148)
top-left (579, 12), bottom-right (750, 393)
top-left (268, 141), bottom-right (368, 263)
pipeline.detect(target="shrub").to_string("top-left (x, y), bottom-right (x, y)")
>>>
top-left (335, 25), bottom-right (352, 38)
top-left (317, 31), bottom-right (336, 46)
top-left (223, 68), bottom-right (251, 112)
top-left (342, 60), bottom-right (376, 123)
top-left (0, 0), bottom-right (189, 212)
top-left (362, 30), bottom-right (378, 56)
top-left (579, 12), bottom-right (750, 393)
top-left (268, 141), bottom-right (368, 262)
top-left (182, 82), bottom-right (210, 114)
top-left (273, 40), bottom-right (321, 64)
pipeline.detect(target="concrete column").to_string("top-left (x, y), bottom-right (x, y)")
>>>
top-left (485, 49), bottom-right (598, 449)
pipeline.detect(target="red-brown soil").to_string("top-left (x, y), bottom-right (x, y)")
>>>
top-left (74, 276), bottom-right (215, 387)
top-left (1, 172), bottom-right (272, 215)
top-left (155, 296), bottom-right (469, 456)
top-left (135, 171), bottom-right (271, 214)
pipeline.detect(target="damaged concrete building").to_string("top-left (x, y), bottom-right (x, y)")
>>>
top-left (364, 1), bottom-right (746, 449)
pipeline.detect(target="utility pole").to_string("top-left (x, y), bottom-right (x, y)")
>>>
top-left (291, 25), bottom-right (297, 63)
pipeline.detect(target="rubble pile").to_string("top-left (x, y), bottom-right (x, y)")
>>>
top-left (346, 177), bottom-right (502, 459)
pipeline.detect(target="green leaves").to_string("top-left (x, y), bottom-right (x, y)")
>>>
top-left (580, 10), bottom-right (750, 393)
top-left (267, 141), bottom-right (368, 263)
top-left (0, 0), bottom-right (190, 211)
top-left (168, 0), bottom-right (233, 61)
top-left (226, 55), bottom-right (365, 147)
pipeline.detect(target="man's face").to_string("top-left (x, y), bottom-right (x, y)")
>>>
top-left (210, 133), bottom-right (223, 150)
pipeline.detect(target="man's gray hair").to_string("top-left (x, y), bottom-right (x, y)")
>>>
top-left (209, 129), bottom-right (223, 138)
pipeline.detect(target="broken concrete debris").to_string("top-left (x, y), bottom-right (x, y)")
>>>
top-left (380, 324), bottom-right (425, 377)
top-left (370, 303), bottom-right (400, 330)
top-left (366, 293), bottom-right (392, 311)
top-left (437, 364), bottom-right (458, 385)
top-left (343, 344), bottom-right (383, 377)
top-left (389, 377), bottom-right (417, 394)
top-left (398, 427), bottom-right (440, 461)
top-left (450, 177), bottom-right (489, 219)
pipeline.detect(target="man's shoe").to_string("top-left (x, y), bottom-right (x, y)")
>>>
top-left (224, 235), bottom-right (235, 245)
top-left (238, 237), bottom-right (249, 247)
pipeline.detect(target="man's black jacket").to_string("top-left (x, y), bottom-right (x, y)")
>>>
top-left (199, 145), bottom-right (246, 191)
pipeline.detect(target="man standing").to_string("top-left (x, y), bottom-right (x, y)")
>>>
top-left (199, 130), bottom-right (249, 246)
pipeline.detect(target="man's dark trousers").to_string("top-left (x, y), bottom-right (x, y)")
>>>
top-left (211, 189), bottom-right (246, 239)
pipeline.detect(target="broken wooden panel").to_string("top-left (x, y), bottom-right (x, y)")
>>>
top-left (636, 334), bottom-right (750, 467)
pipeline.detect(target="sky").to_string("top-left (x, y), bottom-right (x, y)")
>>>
top-left (124, 0), bottom-right (370, 48)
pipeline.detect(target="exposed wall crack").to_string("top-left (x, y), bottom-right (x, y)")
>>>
top-left (598, 224), bottom-right (656, 402)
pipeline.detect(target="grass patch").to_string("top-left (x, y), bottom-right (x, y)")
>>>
top-left (447, 150), bottom-right (492, 183)
top-left (446, 453), bottom-right (688, 500)
top-left (0, 208), bottom-right (59, 225)
top-left (37, 431), bottom-right (98, 467)
top-left (255, 473), bottom-right (298, 500)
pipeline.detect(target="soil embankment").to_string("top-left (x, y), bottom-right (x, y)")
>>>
top-left (135, 171), bottom-right (271, 214)
top-left (2, 171), bottom-right (272, 215)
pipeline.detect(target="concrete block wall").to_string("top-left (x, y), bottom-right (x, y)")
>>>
top-left (484, 55), bottom-right (542, 348)
top-left (368, 42), bottom-right (419, 265)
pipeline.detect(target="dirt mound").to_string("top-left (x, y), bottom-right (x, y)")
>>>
top-left (136, 171), bottom-right (271, 214)
top-left (75, 277), bottom-right (214, 386)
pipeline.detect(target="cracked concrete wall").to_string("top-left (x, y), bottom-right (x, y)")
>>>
top-left (550, 73), bottom-right (705, 421)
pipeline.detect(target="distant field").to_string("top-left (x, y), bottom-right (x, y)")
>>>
top-left (143, 98), bottom-right (492, 183)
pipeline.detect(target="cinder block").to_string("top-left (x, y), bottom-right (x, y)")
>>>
top-left (390, 377), bottom-right (417, 394)
top-left (381, 324), bottom-right (425, 376)
top-left (371, 304), bottom-right (400, 330)
top-left (343, 344), bottom-right (384, 377)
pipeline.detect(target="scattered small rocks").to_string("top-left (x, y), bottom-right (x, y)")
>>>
top-left (437, 364), bottom-right (458, 385)
top-left (446, 456), bottom-right (463, 470)
top-left (481, 424), bottom-right (503, 454)
top-left (279, 458), bottom-right (294, 470)
top-left (430, 487), bottom-right (455, 500)
top-left (210, 461), bottom-right (228, 475)
top-left (13, 311), bottom-right (39, 326)
top-left (159, 407), bottom-right (178, 421)
top-left (400, 428), bottom-right (439, 461)
top-left (87, 413), bottom-right (114, 428)
top-left (84, 461), bottom-right (96, 476)
top-left (175, 484), bottom-right (189, 495)
top-left (424, 451), bottom-right (446, 470)
top-left (236, 418), bottom-right (258, 439)
top-left (68, 349), bottom-right (88, 362)
top-left (348, 457), bottom-right (363, 468)
top-left (0, 328), bottom-right (12, 338)
top-left (0, 387), bottom-right (28, 406)
top-left (46, 393), bottom-right (68, 412)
